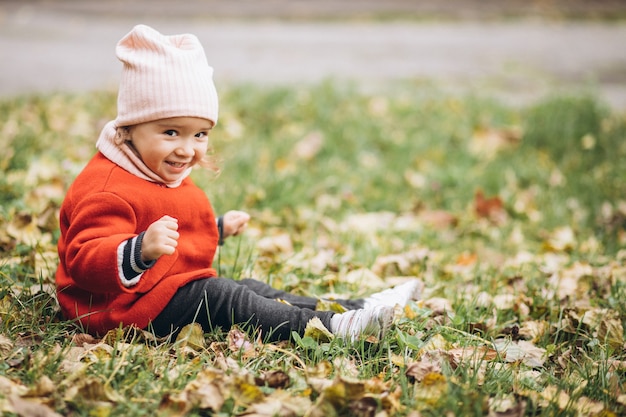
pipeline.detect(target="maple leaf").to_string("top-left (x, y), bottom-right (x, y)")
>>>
top-left (474, 190), bottom-right (508, 224)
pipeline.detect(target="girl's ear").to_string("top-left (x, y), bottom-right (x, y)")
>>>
top-left (115, 126), bottom-right (132, 144)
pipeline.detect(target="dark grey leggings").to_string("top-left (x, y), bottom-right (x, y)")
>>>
top-left (149, 278), bottom-right (365, 341)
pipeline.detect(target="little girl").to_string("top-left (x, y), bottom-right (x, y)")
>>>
top-left (55, 24), bottom-right (423, 342)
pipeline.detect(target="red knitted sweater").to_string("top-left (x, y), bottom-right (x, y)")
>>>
top-left (55, 152), bottom-right (219, 335)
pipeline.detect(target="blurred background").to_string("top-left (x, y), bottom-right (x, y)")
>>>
top-left (1, 0), bottom-right (625, 110)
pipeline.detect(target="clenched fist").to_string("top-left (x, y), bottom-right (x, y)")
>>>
top-left (221, 210), bottom-right (250, 239)
top-left (141, 215), bottom-right (179, 262)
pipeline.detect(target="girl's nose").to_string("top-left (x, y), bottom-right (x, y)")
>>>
top-left (176, 140), bottom-right (194, 157)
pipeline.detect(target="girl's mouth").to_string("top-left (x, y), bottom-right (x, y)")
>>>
top-left (166, 161), bottom-right (187, 168)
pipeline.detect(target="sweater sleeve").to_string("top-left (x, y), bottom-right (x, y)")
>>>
top-left (63, 192), bottom-right (149, 293)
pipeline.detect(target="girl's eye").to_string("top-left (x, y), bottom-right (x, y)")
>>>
top-left (195, 131), bottom-right (209, 139)
top-left (164, 130), bottom-right (178, 137)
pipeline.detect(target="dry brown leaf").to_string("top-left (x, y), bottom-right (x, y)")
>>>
top-left (227, 326), bottom-right (257, 357)
top-left (0, 375), bottom-right (28, 398)
top-left (64, 377), bottom-right (123, 405)
top-left (71, 333), bottom-right (99, 346)
top-left (257, 370), bottom-right (290, 389)
top-left (474, 190), bottom-right (508, 224)
top-left (488, 394), bottom-right (526, 417)
top-left (448, 345), bottom-right (500, 365)
top-left (9, 395), bottom-right (63, 417)
top-left (406, 359), bottom-right (442, 383)
top-left (581, 308), bottom-right (624, 350)
top-left (518, 320), bottom-right (550, 343)
top-left (493, 339), bottom-right (546, 368)
top-left (158, 391), bottom-right (192, 417)
top-left (185, 378), bottom-right (225, 411)
top-left (26, 375), bottom-right (55, 397)
top-left (347, 396), bottom-right (378, 417)
top-left (0, 334), bottom-right (13, 359)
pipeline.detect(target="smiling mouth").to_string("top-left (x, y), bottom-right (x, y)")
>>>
top-left (166, 161), bottom-right (188, 168)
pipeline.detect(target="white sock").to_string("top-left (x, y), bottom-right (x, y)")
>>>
top-left (330, 305), bottom-right (394, 342)
top-left (363, 279), bottom-right (424, 310)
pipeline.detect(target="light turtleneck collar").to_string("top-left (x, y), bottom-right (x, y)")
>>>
top-left (95, 120), bottom-right (192, 188)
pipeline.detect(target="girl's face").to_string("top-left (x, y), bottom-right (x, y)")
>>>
top-left (128, 117), bottom-right (213, 183)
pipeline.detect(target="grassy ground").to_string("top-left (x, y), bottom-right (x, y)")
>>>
top-left (0, 82), bottom-right (625, 416)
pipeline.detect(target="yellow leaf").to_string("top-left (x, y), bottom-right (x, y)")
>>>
top-left (232, 375), bottom-right (265, 406)
top-left (315, 299), bottom-right (347, 313)
top-left (304, 317), bottom-right (334, 342)
top-left (414, 372), bottom-right (448, 407)
top-left (406, 360), bottom-right (442, 383)
top-left (418, 334), bottom-right (449, 357)
top-left (404, 304), bottom-right (418, 320)
top-left (176, 323), bottom-right (205, 351)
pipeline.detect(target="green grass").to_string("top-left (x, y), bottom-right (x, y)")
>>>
top-left (0, 82), bottom-right (625, 416)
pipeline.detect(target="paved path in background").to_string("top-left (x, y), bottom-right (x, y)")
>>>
top-left (1, 1), bottom-right (625, 110)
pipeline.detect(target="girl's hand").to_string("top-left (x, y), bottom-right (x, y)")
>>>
top-left (141, 215), bottom-right (179, 261)
top-left (221, 210), bottom-right (250, 239)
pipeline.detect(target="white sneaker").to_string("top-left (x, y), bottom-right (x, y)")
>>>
top-left (363, 279), bottom-right (424, 310)
top-left (330, 305), bottom-right (394, 342)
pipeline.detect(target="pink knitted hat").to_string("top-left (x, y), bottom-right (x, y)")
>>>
top-left (115, 24), bottom-right (218, 126)
top-left (96, 25), bottom-right (218, 187)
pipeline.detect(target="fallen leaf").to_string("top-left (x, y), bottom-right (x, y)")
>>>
top-left (494, 339), bottom-right (546, 368)
top-left (228, 326), bottom-right (257, 357)
top-left (414, 372), bottom-right (448, 407)
top-left (543, 227), bottom-right (576, 252)
top-left (9, 395), bottom-right (63, 417)
top-left (176, 323), bottom-right (206, 351)
top-left (474, 190), bottom-right (507, 224)
top-left (304, 317), bottom-right (334, 342)
top-left (488, 394), bottom-right (526, 417)
top-left (448, 345), bottom-right (500, 365)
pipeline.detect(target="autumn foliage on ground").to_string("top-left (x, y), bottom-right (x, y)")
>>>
top-left (1, 83), bottom-right (625, 416)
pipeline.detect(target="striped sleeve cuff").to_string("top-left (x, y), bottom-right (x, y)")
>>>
top-left (117, 232), bottom-right (156, 287)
